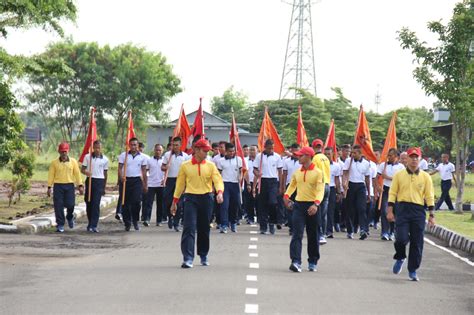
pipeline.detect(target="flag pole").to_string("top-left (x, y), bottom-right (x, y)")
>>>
top-left (88, 107), bottom-right (95, 202)
top-left (121, 110), bottom-right (131, 206)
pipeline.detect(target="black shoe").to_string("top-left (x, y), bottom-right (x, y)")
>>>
top-left (143, 221), bottom-right (149, 227)
top-left (276, 224), bottom-right (282, 230)
top-left (359, 232), bottom-right (368, 240)
top-left (115, 214), bottom-right (122, 221)
top-left (167, 219), bottom-right (173, 229)
top-left (327, 234), bottom-right (334, 239)
top-left (133, 222), bottom-right (140, 231)
top-left (125, 225), bottom-right (131, 232)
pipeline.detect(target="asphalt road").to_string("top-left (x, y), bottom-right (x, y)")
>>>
top-left (0, 207), bottom-right (473, 315)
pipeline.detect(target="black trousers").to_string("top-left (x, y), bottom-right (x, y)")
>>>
top-left (257, 178), bottom-right (279, 231)
top-left (243, 182), bottom-right (256, 222)
top-left (345, 182), bottom-right (368, 234)
top-left (290, 201), bottom-right (320, 265)
top-left (123, 177), bottom-right (142, 227)
top-left (85, 178), bottom-right (105, 229)
top-left (53, 183), bottom-right (75, 227)
top-left (326, 186), bottom-right (337, 235)
top-left (145, 186), bottom-right (164, 223)
top-left (163, 178), bottom-right (182, 227)
top-left (435, 180), bottom-right (454, 210)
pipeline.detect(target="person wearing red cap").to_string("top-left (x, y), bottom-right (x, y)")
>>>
top-left (172, 138), bottom-right (224, 268)
top-left (388, 147), bottom-right (435, 281)
top-left (47, 142), bottom-right (83, 233)
top-left (283, 146), bottom-right (324, 272)
top-left (311, 138), bottom-right (331, 245)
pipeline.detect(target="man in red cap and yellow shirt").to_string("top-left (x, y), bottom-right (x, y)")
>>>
top-left (47, 142), bottom-right (83, 233)
top-left (284, 146), bottom-right (325, 273)
top-left (388, 147), bottom-right (435, 281)
top-left (172, 139), bottom-right (224, 268)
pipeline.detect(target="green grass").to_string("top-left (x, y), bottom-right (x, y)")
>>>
top-left (431, 211), bottom-right (474, 239)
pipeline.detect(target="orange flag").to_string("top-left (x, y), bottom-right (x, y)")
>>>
top-left (379, 112), bottom-right (397, 163)
top-left (78, 107), bottom-right (97, 163)
top-left (125, 110), bottom-right (136, 149)
top-left (324, 119), bottom-right (338, 162)
top-left (172, 104), bottom-right (192, 152)
top-left (296, 105), bottom-right (309, 147)
top-left (191, 98), bottom-right (205, 140)
top-left (354, 105), bottom-right (378, 162)
top-left (258, 107), bottom-right (285, 154)
top-left (229, 110), bottom-right (247, 171)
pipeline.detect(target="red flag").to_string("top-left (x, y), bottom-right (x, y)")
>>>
top-left (191, 97), bottom-right (205, 139)
top-left (324, 119), bottom-right (338, 162)
top-left (379, 112), bottom-right (397, 163)
top-left (354, 105), bottom-right (378, 162)
top-left (172, 104), bottom-right (192, 152)
top-left (258, 107), bottom-right (285, 154)
top-left (229, 111), bottom-right (247, 171)
top-left (78, 107), bottom-right (97, 163)
top-left (297, 105), bottom-right (309, 147)
top-left (125, 110), bottom-right (136, 150)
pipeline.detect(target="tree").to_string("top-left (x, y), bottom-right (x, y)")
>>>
top-left (8, 151), bottom-right (35, 206)
top-left (398, 0), bottom-right (474, 215)
top-left (210, 86), bottom-right (255, 126)
top-left (26, 42), bottom-right (182, 154)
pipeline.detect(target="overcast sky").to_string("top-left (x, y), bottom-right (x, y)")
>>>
top-left (2, 0), bottom-right (460, 119)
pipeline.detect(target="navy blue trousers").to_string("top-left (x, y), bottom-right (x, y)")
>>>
top-left (380, 186), bottom-right (396, 235)
top-left (257, 178), bottom-right (279, 231)
top-left (53, 183), bottom-right (75, 227)
top-left (435, 180), bottom-right (454, 210)
top-left (85, 178), bottom-right (104, 229)
top-left (220, 182), bottom-right (241, 227)
top-left (145, 186), bottom-right (164, 223)
top-left (163, 178), bottom-right (183, 228)
top-left (290, 201), bottom-right (320, 265)
top-left (393, 202), bottom-right (426, 272)
top-left (326, 186), bottom-right (337, 235)
top-left (123, 177), bottom-right (142, 227)
top-left (345, 182), bottom-right (368, 234)
top-left (318, 184), bottom-right (330, 236)
top-left (181, 193), bottom-right (213, 262)
top-left (243, 182), bottom-right (256, 222)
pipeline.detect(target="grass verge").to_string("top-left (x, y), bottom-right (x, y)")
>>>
top-left (431, 211), bottom-right (474, 239)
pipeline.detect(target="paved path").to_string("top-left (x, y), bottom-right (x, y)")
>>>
top-left (0, 207), bottom-right (473, 314)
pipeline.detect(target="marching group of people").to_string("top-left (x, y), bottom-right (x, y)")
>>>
top-left (47, 134), bottom-right (458, 281)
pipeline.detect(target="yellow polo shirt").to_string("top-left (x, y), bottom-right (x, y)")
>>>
top-left (284, 163), bottom-right (325, 204)
top-left (388, 168), bottom-right (435, 208)
top-left (312, 153), bottom-right (330, 184)
top-left (173, 157), bottom-right (224, 202)
top-left (48, 157), bottom-right (83, 187)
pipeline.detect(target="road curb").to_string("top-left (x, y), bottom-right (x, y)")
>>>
top-left (0, 194), bottom-right (119, 234)
top-left (425, 223), bottom-right (473, 255)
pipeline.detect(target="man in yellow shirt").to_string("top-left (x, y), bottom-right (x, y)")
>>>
top-left (311, 139), bottom-right (330, 245)
top-left (388, 147), bottom-right (435, 281)
top-left (47, 142), bottom-right (83, 233)
top-left (284, 147), bottom-right (325, 272)
top-left (172, 139), bottom-right (224, 268)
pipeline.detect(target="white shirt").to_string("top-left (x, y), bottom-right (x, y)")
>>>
top-left (283, 157), bottom-right (301, 186)
top-left (419, 159), bottom-right (428, 171)
top-left (162, 151), bottom-right (190, 178)
top-left (217, 156), bottom-right (243, 183)
top-left (212, 154), bottom-right (225, 165)
top-left (377, 161), bottom-right (405, 187)
top-left (436, 162), bottom-right (455, 181)
top-left (343, 157), bottom-right (371, 183)
top-left (118, 152), bottom-right (147, 177)
top-left (245, 157), bottom-right (256, 183)
top-left (82, 154), bottom-right (109, 179)
top-left (329, 162), bottom-right (341, 188)
top-left (147, 156), bottom-right (165, 187)
top-left (254, 152), bottom-right (283, 179)
top-left (368, 161), bottom-right (378, 196)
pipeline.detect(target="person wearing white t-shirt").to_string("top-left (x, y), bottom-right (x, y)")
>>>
top-left (377, 148), bottom-right (405, 240)
top-left (429, 153), bottom-right (457, 210)
top-left (81, 140), bottom-right (109, 233)
top-left (419, 158), bottom-right (429, 172)
top-left (342, 145), bottom-right (371, 240)
top-left (145, 144), bottom-right (165, 226)
top-left (281, 144), bottom-right (301, 235)
top-left (161, 137), bottom-right (190, 231)
top-left (217, 142), bottom-right (244, 233)
top-left (253, 139), bottom-right (283, 235)
top-left (138, 142), bottom-right (150, 223)
top-left (244, 145), bottom-right (258, 224)
top-left (324, 147), bottom-right (341, 238)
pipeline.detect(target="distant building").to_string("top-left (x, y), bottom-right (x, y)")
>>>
top-left (146, 110), bottom-right (259, 149)
top-left (433, 109), bottom-right (450, 122)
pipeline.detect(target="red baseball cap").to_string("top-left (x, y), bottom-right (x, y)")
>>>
top-left (293, 146), bottom-right (315, 157)
top-left (194, 139), bottom-right (212, 152)
top-left (58, 142), bottom-right (70, 152)
top-left (406, 147), bottom-right (422, 157)
top-left (312, 139), bottom-right (324, 148)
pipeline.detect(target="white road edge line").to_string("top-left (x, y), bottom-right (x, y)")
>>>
top-left (250, 231), bottom-right (258, 234)
top-left (424, 237), bottom-right (474, 267)
top-left (249, 263), bottom-right (260, 269)
top-left (245, 304), bottom-right (259, 314)
top-left (250, 237), bottom-right (258, 241)
top-left (248, 244), bottom-right (257, 250)
top-left (245, 288), bottom-right (258, 295)
top-left (250, 224), bottom-right (258, 228)
top-left (246, 275), bottom-right (258, 281)
top-left (249, 253), bottom-right (259, 258)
